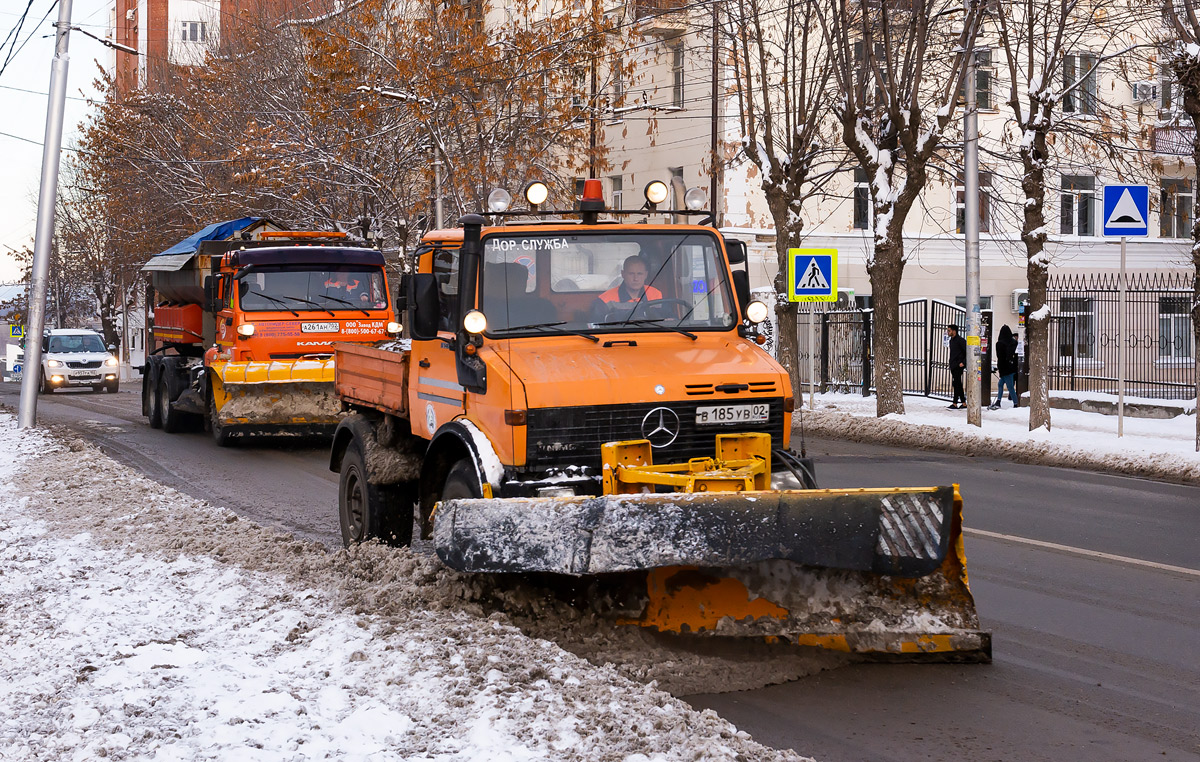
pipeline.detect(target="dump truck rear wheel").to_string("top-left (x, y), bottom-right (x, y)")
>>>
top-left (338, 439), bottom-right (413, 548)
top-left (441, 459), bottom-right (482, 501)
top-left (159, 378), bottom-right (186, 433)
top-left (146, 368), bottom-right (162, 429)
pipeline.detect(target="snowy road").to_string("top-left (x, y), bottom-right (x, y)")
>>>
top-left (5, 382), bottom-right (1199, 761)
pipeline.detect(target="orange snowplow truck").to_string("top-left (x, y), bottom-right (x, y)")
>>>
top-left (141, 218), bottom-right (399, 445)
top-left (329, 180), bottom-right (990, 660)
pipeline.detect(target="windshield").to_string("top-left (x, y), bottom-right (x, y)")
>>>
top-left (238, 266), bottom-right (388, 312)
top-left (479, 231), bottom-right (736, 335)
top-left (48, 334), bottom-right (106, 354)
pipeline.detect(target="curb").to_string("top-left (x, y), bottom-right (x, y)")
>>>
top-left (794, 409), bottom-right (1200, 487)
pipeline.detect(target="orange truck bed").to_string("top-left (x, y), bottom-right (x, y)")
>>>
top-left (333, 342), bottom-right (410, 419)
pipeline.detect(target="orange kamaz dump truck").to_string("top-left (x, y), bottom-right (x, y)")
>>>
top-left (329, 181), bottom-right (991, 660)
top-left (141, 218), bottom-right (399, 445)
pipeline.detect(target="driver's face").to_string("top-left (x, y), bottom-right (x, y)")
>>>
top-left (622, 266), bottom-right (648, 291)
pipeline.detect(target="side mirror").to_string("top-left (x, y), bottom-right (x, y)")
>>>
top-left (732, 270), bottom-right (751, 316)
top-left (107, 344), bottom-right (116, 353)
top-left (724, 239), bottom-right (747, 266)
top-left (410, 273), bottom-right (439, 340)
top-left (393, 274), bottom-right (409, 316)
top-left (203, 275), bottom-right (216, 312)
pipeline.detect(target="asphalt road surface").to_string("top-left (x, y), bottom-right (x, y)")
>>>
top-left (5, 381), bottom-right (1198, 761)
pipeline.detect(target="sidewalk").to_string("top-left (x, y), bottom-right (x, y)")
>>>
top-left (795, 392), bottom-right (1200, 485)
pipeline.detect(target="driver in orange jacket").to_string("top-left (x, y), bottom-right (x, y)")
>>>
top-left (591, 255), bottom-right (662, 321)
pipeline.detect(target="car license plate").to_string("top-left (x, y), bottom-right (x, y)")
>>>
top-left (301, 322), bottom-right (339, 333)
top-left (695, 403), bottom-right (769, 425)
top-left (75, 372), bottom-right (99, 379)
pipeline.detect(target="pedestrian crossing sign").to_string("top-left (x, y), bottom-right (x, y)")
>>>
top-left (787, 249), bottom-right (838, 302)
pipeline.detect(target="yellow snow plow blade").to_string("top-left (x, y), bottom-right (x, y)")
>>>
top-left (434, 433), bottom-right (990, 661)
top-left (210, 357), bottom-right (341, 426)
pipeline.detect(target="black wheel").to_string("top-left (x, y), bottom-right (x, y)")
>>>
top-left (208, 389), bottom-right (234, 447)
top-left (338, 438), bottom-right (414, 547)
top-left (442, 458), bottom-right (483, 501)
top-left (145, 368), bottom-right (162, 429)
top-left (92, 384), bottom-right (103, 394)
top-left (158, 377), bottom-right (185, 433)
top-left (39, 372), bottom-right (51, 395)
top-left (105, 381), bottom-right (119, 394)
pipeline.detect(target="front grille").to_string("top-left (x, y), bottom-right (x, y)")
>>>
top-left (524, 398), bottom-right (785, 470)
top-left (67, 360), bottom-right (102, 369)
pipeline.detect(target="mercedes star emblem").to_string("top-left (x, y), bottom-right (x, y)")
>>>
top-left (640, 407), bottom-right (680, 448)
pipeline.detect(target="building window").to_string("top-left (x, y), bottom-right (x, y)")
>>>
top-left (610, 175), bottom-right (623, 210)
top-left (671, 45), bottom-right (685, 108)
top-left (574, 178), bottom-right (586, 209)
top-left (854, 294), bottom-right (873, 310)
top-left (181, 21), bottom-right (206, 42)
top-left (1160, 178), bottom-right (1192, 239)
top-left (1063, 53), bottom-right (1097, 115)
top-left (1159, 295), bottom-right (1194, 359)
top-left (954, 296), bottom-right (993, 311)
top-left (611, 56), bottom-right (624, 106)
top-left (959, 49), bottom-right (993, 110)
top-left (956, 170), bottom-right (993, 234)
top-left (1058, 296), bottom-right (1095, 359)
top-left (853, 168), bottom-right (870, 230)
top-left (1161, 75), bottom-right (1178, 113)
top-left (1060, 175), bottom-right (1095, 235)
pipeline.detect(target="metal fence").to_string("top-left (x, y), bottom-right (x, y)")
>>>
top-left (1046, 272), bottom-right (1197, 400)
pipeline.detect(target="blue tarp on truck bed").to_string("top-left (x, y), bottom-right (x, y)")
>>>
top-left (155, 217), bottom-right (261, 257)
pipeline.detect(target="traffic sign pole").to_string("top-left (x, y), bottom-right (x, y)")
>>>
top-left (1118, 236), bottom-right (1126, 437)
top-left (964, 39), bottom-right (981, 427)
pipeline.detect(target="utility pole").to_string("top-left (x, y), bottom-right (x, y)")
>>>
top-left (19, 0), bottom-right (74, 429)
top-left (709, 0), bottom-right (721, 225)
top-left (963, 0), bottom-right (982, 427)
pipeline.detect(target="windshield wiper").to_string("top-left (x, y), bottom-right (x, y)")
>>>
top-left (507, 321), bottom-right (599, 343)
top-left (248, 290), bottom-right (300, 317)
top-left (277, 294), bottom-right (335, 316)
top-left (595, 318), bottom-right (697, 340)
top-left (321, 293), bottom-right (370, 316)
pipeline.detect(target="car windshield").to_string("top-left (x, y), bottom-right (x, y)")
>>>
top-left (479, 231), bottom-right (736, 336)
top-left (238, 266), bottom-right (388, 312)
top-left (48, 334), bottom-right (106, 353)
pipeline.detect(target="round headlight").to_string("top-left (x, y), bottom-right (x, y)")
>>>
top-left (386, 321), bottom-right (403, 335)
top-left (463, 309), bottom-right (487, 334)
top-left (746, 300), bottom-right (769, 324)
top-left (684, 186), bottom-right (707, 210)
top-left (524, 181), bottom-right (549, 206)
top-left (644, 180), bottom-right (669, 205)
top-left (487, 188), bottom-right (513, 213)
top-left (236, 323), bottom-right (255, 337)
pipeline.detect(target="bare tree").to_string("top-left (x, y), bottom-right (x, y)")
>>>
top-left (1163, 0), bottom-right (1200, 451)
top-left (823, 0), bottom-right (984, 415)
top-left (726, 0), bottom-right (839, 398)
top-left (994, 0), bottom-right (1158, 431)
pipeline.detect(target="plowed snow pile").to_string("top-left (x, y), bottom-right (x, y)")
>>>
top-left (0, 414), bottom-right (822, 761)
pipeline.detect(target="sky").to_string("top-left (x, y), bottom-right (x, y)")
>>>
top-left (0, 0), bottom-right (112, 283)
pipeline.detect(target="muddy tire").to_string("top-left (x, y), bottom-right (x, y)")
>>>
top-left (338, 438), bottom-right (414, 548)
top-left (442, 459), bottom-right (483, 501)
top-left (208, 390), bottom-right (234, 447)
top-left (146, 368), bottom-right (162, 429)
top-left (158, 377), bottom-right (185, 433)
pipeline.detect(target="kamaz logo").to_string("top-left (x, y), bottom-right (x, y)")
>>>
top-left (296, 341), bottom-right (332, 346)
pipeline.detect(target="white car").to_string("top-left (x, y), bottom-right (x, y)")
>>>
top-left (40, 329), bottom-right (120, 394)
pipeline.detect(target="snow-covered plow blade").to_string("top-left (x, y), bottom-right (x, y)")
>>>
top-left (435, 487), bottom-right (988, 659)
top-left (434, 434), bottom-right (990, 660)
top-left (211, 358), bottom-right (341, 427)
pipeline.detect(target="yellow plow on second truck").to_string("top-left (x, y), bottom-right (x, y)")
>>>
top-left (329, 186), bottom-right (990, 661)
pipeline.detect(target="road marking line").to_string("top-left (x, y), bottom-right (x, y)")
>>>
top-left (965, 527), bottom-right (1200, 578)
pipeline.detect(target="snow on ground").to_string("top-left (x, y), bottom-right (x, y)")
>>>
top-left (0, 414), bottom-right (820, 761)
top-left (798, 392), bottom-right (1200, 484)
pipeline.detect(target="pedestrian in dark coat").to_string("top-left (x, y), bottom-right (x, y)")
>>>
top-left (989, 324), bottom-right (1018, 409)
top-left (947, 324), bottom-right (967, 408)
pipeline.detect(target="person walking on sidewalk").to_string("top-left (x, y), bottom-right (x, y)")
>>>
top-left (947, 324), bottom-right (967, 409)
top-left (990, 324), bottom-right (1019, 409)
